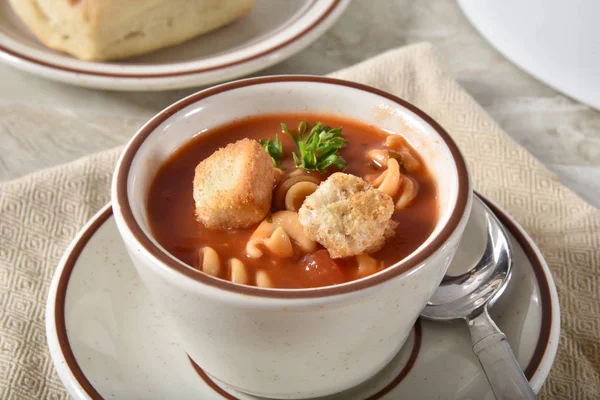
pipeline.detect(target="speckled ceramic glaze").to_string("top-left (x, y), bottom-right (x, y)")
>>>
top-left (45, 197), bottom-right (559, 399)
top-left (110, 77), bottom-right (472, 398)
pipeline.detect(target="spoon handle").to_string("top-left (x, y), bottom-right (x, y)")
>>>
top-left (467, 308), bottom-right (537, 400)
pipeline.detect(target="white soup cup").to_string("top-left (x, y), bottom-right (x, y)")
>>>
top-left (111, 76), bottom-right (472, 399)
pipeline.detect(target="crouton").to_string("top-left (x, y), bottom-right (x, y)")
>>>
top-left (298, 173), bottom-right (397, 258)
top-left (193, 138), bottom-right (275, 229)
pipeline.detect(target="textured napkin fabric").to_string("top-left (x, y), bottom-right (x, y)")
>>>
top-left (1, 43), bottom-right (599, 399)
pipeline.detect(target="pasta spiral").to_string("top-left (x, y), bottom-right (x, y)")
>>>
top-left (356, 254), bottom-right (383, 278)
top-left (246, 211), bottom-right (317, 258)
top-left (274, 175), bottom-right (321, 211)
top-left (395, 175), bottom-right (418, 210)
top-left (229, 258), bottom-right (248, 284)
top-left (247, 225), bottom-right (293, 258)
top-left (371, 158), bottom-right (401, 197)
top-left (255, 270), bottom-right (273, 288)
top-left (198, 247), bottom-right (221, 277)
top-left (384, 136), bottom-right (421, 172)
top-left (285, 181), bottom-right (319, 211)
top-left (366, 149), bottom-right (389, 168)
top-left (369, 159), bottom-right (418, 210)
top-left (198, 247), bottom-right (274, 288)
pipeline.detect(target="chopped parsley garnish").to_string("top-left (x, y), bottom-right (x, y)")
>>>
top-left (281, 121), bottom-right (347, 173)
top-left (259, 134), bottom-right (284, 168)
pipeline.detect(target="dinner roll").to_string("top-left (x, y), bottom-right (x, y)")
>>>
top-left (9, 0), bottom-right (253, 61)
top-left (193, 138), bottom-right (275, 229)
top-left (298, 173), bottom-right (397, 258)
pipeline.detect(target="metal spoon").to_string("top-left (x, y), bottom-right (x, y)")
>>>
top-left (421, 195), bottom-right (536, 400)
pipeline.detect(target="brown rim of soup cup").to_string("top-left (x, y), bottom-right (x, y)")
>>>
top-left (114, 75), bottom-right (471, 298)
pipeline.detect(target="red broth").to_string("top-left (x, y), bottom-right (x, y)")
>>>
top-left (147, 114), bottom-right (438, 288)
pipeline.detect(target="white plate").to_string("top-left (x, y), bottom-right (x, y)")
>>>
top-left (46, 194), bottom-right (559, 399)
top-left (0, 0), bottom-right (349, 91)
top-left (459, 0), bottom-right (600, 110)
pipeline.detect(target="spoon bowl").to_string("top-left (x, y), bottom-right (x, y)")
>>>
top-left (421, 194), bottom-right (537, 400)
top-left (422, 196), bottom-right (512, 320)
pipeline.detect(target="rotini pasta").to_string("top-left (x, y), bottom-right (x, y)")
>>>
top-left (199, 247), bottom-right (276, 287)
top-left (285, 181), bottom-right (319, 211)
top-left (384, 136), bottom-right (421, 172)
top-left (366, 149), bottom-right (389, 168)
top-left (198, 246), bottom-right (221, 277)
top-left (395, 175), bottom-right (418, 210)
top-left (355, 254), bottom-right (383, 278)
top-left (247, 225), bottom-right (293, 258)
top-left (369, 158), bottom-right (418, 210)
top-left (371, 159), bottom-right (401, 197)
top-left (255, 270), bottom-right (273, 288)
top-left (274, 175), bottom-right (321, 210)
top-left (246, 211), bottom-right (317, 258)
top-left (384, 135), bottom-right (405, 151)
top-left (230, 258), bottom-right (248, 285)
top-left (398, 148), bottom-right (420, 172)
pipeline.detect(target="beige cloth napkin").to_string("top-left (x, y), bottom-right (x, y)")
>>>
top-left (1, 43), bottom-right (598, 399)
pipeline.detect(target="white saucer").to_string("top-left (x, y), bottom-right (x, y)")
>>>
top-left (0, 0), bottom-right (349, 91)
top-left (46, 194), bottom-right (559, 399)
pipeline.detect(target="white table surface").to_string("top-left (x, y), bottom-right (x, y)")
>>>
top-left (1, 0), bottom-right (598, 208)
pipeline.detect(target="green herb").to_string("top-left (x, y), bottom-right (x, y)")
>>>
top-left (259, 134), bottom-right (283, 168)
top-left (281, 121), bottom-right (347, 173)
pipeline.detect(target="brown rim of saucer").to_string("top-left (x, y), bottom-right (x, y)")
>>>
top-left (113, 75), bottom-right (472, 299)
top-left (188, 320), bottom-right (423, 400)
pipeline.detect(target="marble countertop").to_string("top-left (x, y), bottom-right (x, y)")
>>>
top-left (1, 0), bottom-right (598, 208)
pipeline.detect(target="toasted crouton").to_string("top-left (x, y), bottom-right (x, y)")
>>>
top-left (193, 138), bottom-right (275, 229)
top-left (298, 173), bottom-right (397, 258)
